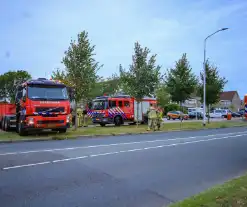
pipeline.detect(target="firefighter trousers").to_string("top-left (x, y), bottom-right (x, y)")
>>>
top-left (148, 118), bottom-right (157, 130)
top-left (156, 118), bottom-right (161, 130)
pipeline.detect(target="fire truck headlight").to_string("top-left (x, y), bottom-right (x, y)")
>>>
top-left (28, 117), bottom-right (34, 125)
top-left (66, 115), bottom-right (70, 123)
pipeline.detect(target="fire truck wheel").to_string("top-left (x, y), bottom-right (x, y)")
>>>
top-left (4, 117), bottom-right (10, 131)
top-left (1, 118), bottom-right (5, 130)
top-left (58, 128), bottom-right (67, 133)
top-left (143, 116), bottom-right (148, 124)
top-left (100, 123), bottom-right (106, 127)
top-left (114, 116), bottom-right (122, 126)
top-left (18, 121), bottom-right (28, 136)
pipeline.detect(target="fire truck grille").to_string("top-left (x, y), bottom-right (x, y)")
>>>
top-left (35, 107), bottom-right (65, 113)
top-left (92, 113), bottom-right (103, 118)
top-left (37, 120), bottom-right (64, 124)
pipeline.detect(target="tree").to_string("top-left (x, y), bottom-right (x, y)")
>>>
top-left (155, 83), bottom-right (170, 109)
top-left (62, 31), bottom-right (101, 129)
top-left (51, 68), bottom-right (73, 87)
top-left (198, 60), bottom-right (227, 123)
top-left (119, 42), bottom-right (161, 125)
top-left (89, 74), bottom-right (120, 99)
top-left (165, 53), bottom-right (198, 107)
top-left (0, 70), bottom-right (31, 103)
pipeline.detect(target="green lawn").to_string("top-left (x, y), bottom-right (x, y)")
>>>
top-left (169, 174), bottom-right (247, 207)
top-left (0, 120), bottom-right (247, 141)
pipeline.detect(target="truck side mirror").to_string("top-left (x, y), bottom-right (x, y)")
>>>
top-left (68, 87), bottom-right (75, 100)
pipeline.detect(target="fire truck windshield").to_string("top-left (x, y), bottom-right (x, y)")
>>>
top-left (28, 85), bottom-right (69, 101)
top-left (92, 99), bottom-right (107, 110)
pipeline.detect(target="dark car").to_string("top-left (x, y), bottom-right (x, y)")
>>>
top-left (238, 109), bottom-right (245, 116)
top-left (188, 111), bottom-right (203, 119)
top-left (231, 112), bottom-right (241, 117)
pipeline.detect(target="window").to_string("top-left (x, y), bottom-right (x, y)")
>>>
top-left (118, 101), bottom-right (123, 107)
top-left (92, 100), bottom-right (107, 110)
top-left (109, 100), bottom-right (116, 108)
top-left (28, 86), bottom-right (68, 100)
top-left (124, 101), bottom-right (130, 107)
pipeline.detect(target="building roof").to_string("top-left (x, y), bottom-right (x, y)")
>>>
top-left (220, 91), bottom-right (238, 101)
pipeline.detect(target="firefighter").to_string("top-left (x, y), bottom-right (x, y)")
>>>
top-left (156, 107), bottom-right (163, 130)
top-left (82, 107), bottom-right (88, 127)
top-left (147, 103), bottom-right (158, 131)
top-left (76, 108), bottom-right (83, 127)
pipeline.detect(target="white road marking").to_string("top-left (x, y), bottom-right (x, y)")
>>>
top-left (2, 133), bottom-right (247, 171)
top-left (90, 151), bottom-right (120, 157)
top-left (1, 131), bottom-right (247, 156)
top-left (52, 156), bottom-right (88, 163)
top-left (3, 161), bottom-right (50, 170)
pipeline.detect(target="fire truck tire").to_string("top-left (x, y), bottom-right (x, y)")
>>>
top-left (18, 121), bottom-right (28, 136)
top-left (3, 117), bottom-right (10, 131)
top-left (1, 118), bottom-right (5, 130)
top-left (58, 128), bottom-right (67, 133)
top-left (100, 123), bottom-right (106, 127)
top-left (114, 116), bottom-right (122, 126)
top-left (143, 116), bottom-right (148, 124)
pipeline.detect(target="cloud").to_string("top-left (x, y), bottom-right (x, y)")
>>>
top-left (0, 0), bottom-right (247, 97)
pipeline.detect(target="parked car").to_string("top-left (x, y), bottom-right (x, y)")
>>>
top-left (231, 112), bottom-right (241, 117)
top-left (167, 111), bottom-right (189, 120)
top-left (238, 109), bottom-right (245, 116)
top-left (221, 109), bottom-right (232, 118)
top-left (188, 111), bottom-right (203, 119)
top-left (209, 109), bottom-right (224, 118)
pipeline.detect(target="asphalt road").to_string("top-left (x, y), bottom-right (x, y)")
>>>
top-left (1, 127), bottom-right (247, 207)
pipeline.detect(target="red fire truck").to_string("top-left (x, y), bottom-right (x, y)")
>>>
top-left (244, 94), bottom-right (247, 120)
top-left (88, 95), bottom-right (157, 126)
top-left (0, 78), bottom-right (71, 135)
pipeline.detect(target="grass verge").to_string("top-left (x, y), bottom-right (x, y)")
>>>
top-left (169, 174), bottom-right (247, 207)
top-left (0, 120), bottom-right (247, 141)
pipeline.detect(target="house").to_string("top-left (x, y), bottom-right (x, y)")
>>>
top-left (219, 91), bottom-right (241, 111)
top-left (182, 91), bottom-right (202, 108)
top-left (182, 96), bottom-right (201, 108)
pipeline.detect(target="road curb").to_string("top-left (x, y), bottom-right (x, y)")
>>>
top-left (0, 138), bottom-right (52, 144)
top-left (0, 124), bottom-right (246, 144)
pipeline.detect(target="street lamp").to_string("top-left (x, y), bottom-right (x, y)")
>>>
top-left (203, 28), bottom-right (229, 126)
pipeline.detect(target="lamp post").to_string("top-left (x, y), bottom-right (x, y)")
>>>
top-left (203, 28), bottom-right (229, 126)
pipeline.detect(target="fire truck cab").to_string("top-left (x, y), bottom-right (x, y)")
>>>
top-left (15, 78), bottom-right (71, 135)
top-left (89, 95), bottom-right (157, 126)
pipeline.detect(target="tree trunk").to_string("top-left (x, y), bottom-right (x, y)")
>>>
top-left (74, 102), bottom-right (78, 130)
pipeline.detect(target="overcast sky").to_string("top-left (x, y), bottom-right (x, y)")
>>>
top-left (0, 0), bottom-right (246, 97)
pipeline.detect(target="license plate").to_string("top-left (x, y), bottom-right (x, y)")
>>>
top-left (47, 124), bottom-right (56, 128)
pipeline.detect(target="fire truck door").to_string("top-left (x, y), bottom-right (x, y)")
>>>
top-left (119, 100), bottom-right (131, 120)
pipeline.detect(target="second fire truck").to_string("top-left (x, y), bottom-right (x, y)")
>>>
top-left (88, 95), bottom-right (157, 126)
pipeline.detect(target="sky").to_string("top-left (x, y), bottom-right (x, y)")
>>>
top-left (0, 0), bottom-right (247, 97)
